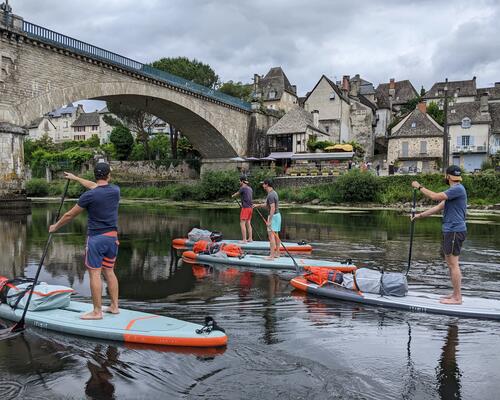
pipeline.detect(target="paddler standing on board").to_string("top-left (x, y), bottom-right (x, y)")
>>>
top-left (411, 165), bottom-right (467, 305)
top-left (231, 176), bottom-right (254, 243)
top-left (49, 162), bottom-right (120, 319)
top-left (254, 179), bottom-right (281, 259)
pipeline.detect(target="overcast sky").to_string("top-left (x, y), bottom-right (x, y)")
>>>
top-left (13, 0), bottom-right (500, 99)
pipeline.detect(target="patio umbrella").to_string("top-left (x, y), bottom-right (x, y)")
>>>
top-left (260, 156), bottom-right (276, 161)
top-left (245, 157), bottom-right (260, 161)
top-left (230, 156), bottom-right (246, 162)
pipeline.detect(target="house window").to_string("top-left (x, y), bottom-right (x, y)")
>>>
top-left (495, 137), bottom-right (500, 146)
top-left (64, 121), bottom-right (68, 128)
top-left (91, 125), bottom-right (98, 131)
top-left (329, 92), bottom-right (336, 100)
top-left (74, 135), bottom-right (85, 141)
top-left (420, 141), bottom-right (427, 154)
top-left (325, 126), bottom-right (330, 133)
top-left (402, 141), bottom-right (409, 157)
top-left (461, 117), bottom-right (471, 128)
top-left (268, 90), bottom-right (276, 99)
top-left (74, 126), bottom-right (85, 132)
top-left (461, 135), bottom-right (470, 146)
top-left (411, 122), bottom-right (416, 128)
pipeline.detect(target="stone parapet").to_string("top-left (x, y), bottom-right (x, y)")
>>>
top-left (271, 175), bottom-right (337, 188)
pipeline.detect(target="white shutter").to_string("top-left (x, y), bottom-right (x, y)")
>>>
top-left (457, 136), bottom-right (461, 146)
top-left (470, 136), bottom-right (475, 146)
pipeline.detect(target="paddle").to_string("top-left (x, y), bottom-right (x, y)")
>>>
top-left (233, 198), bottom-right (263, 241)
top-left (253, 207), bottom-right (302, 275)
top-left (405, 188), bottom-right (417, 276)
top-left (0, 179), bottom-right (70, 340)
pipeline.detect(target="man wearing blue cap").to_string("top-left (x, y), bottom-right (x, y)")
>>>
top-left (411, 165), bottom-right (467, 305)
top-left (49, 162), bottom-right (121, 319)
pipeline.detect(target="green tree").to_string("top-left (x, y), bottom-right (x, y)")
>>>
top-left (103, 102), bottom-right (155, 159)
top-left (427, 101), bottom-right (444, 125)
top-left (150, 56), bottom-right (219, 88)
top-left (400, 96), bottom-right (422, 115)
top-left (219, 80), bottom-right (253, 101)
top-left (110, 125), bottom-right (134, 160)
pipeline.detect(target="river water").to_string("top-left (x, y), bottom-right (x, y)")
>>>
top-left (0, 202), bottom-right (499, 400)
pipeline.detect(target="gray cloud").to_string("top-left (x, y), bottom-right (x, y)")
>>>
top-left (12, 0), bottom-right (500, 95)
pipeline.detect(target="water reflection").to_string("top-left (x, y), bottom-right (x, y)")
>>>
top-left (436, 324), bottom-right (462, 400)
top-left (85, 345), bottom-right (118, 400)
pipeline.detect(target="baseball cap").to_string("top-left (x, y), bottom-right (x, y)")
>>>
top-left (446, 165), bottom-right (462, 181)
top-left (260, 178), bottom-right (274, 187)
top-left (94, 162), bottom-right (111, 179)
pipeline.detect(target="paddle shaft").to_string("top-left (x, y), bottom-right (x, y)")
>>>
top-left (12, 179), bottom-right (70, 332)
top-left (253, 206), bottom-right (301, 274)
top-left (234, 198), bottom-right (263, 241)
top-left (405, 189), bottom-right (417, 276)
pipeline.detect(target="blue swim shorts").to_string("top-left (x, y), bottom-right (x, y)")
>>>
top-left (85, 231), bottom-right (119, 269)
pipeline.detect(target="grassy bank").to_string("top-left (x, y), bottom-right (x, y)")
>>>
top-left (26, 170), bottom-right (500, 206)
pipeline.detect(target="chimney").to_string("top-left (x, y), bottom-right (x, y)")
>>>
top-left (311, 110), bottom-right (319, 128)
top-left (342, 75), bottom-right (350, 92)
top-left (417, 101), bottom-right (427, 114)
top-left (253, 73), bottom-right (260, 92)
top-left (291, 84), bottom-right (297, 94)
top-left (480, 93), bottom-right (489, 113)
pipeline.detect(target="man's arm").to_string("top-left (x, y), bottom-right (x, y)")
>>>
top-left (64, 172), bottom-right (97, 190)
top-left (231, 191), bottom-right (240, 198)
top-left (267, 203), bottom-right (276, 224)
top-left (412, 200), bottom-right (445, 221)
top-left (49, 204), bottom-right (85, 233)
top-left (411, 181), bottom-right (448, 202)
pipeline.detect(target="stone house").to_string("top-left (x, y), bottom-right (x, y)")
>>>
top-left (477, 82), bottom-right (500, 104)
top-left (489, 103), bottom-right (500, 155)
top-left (303, 75), bottom-right (376, 155)
top-left (28, 104), bottom-right (84, 142)
top-left (266, 106), bottom-right (329, 154)
top-left (253, 67), bottom-right (298, 112)
top-left (387, 102), bottom-right (443, 172)
top-left (447, 95), bottom-right (491, 171)
top-left (423, 77), bottom-right (477, 106)
top-left (375, 78), bottom-right (419, 138)
top-left (72, 109), bottom-right (113, 143)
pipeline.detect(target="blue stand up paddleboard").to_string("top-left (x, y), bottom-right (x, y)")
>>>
top-left (183, 251), bottom-right (356, 272)
top-left (291, 276), bottom-right (500, 320)
top-left (0, 301), bottom-right (227, 347)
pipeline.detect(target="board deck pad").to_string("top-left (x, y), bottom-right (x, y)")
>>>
top-left (173, 238), bottom-right (312, 252)
top-left (182, 251), bottom-right (356, 272)
top-left (0, 301), bottom-right (227, 347)
top-left (291, 276), bottom-right (500, 320)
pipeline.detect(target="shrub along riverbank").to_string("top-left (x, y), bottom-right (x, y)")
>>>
top-left (26, 170), bottom-right (500, 206)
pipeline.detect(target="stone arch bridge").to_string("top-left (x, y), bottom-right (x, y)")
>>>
top-left (0, 8), bottom-right (275, 208)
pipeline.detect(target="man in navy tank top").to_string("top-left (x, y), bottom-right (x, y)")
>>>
top-left (49, 162), bottom-right (120, 320)
top-left (411, 165), bottom-right (467, 305)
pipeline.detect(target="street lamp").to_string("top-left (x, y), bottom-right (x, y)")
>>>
top-left (442, 78), bottom-right (449, 172)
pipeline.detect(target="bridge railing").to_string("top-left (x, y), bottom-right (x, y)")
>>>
top-left (22, 21), bottom-right (252, 112)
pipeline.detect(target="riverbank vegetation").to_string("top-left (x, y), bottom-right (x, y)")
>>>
top-left (25, 169), bottom-right (499, 206)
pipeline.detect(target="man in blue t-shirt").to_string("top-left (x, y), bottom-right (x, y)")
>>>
top-left (411, 165), bottom-right (467, 305)
top-left (49, 162), bottom-right (120, 320)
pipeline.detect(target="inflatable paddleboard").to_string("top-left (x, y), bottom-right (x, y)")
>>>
top-left (182, 251), bottom-right (356, 272)
top-left (173, 238), bottom-right (312, 252)
top-left (0, 301), bottom-right (227, 347)
top-left (291, 276), bottom-right (500, 320)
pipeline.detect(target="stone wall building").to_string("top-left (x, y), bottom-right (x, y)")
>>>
top-left (423, 78), bottom-right (477, 105)
top-left (387, 102), bottom-right (443, 172)
top-left (266, 106), bottom-right (329, 153)
top-left (253, 67), bottom-right (298, 112)
top-left (28, 104), bottom-right (84, 142)
top-left (72, 109), bottom-right (113, 143)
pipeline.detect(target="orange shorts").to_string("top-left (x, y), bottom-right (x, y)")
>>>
top-left (240, 208), bottom-right (253, 221)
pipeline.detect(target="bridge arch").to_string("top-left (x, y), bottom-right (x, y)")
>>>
top-left (14, 81), bottom-right (247, 158)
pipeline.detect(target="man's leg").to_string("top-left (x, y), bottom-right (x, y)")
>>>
top-left (246, 220), bottom-right (253, 242)
top-left (440, 255), bottom-right (462, 304)
top-left (81, 268), bottom-right (103, 320)
top-left (102, 268), bottom-right (120, 314)
top-left (273, 232), bottom-right (281, 258)
top-left (239, 220), bottom-right (247, 243)
top-left (267, 230), bottom-right (276, 259)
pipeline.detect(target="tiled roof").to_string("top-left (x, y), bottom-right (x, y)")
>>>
top-left (490, 103), bottom-right (500, 133)
top-left (28, 117), bottom-right (44, 129)
top-left (447, 101), bottom-right (491, 125)
top-left (48, 104), bottom-right (77, 118)
top-left (350, 74), bottom-right (375, 95)
top-left (390, 108), bottom-right (443, 138)
top-left (375, 80), bottom-right (418, 108)
top-left (423, 79), bottom-right (477, 99)
top-left (256, 67), bottom-right (297, 101)
top-left (267, 106), bottom-right (327, 135)
top-left (477, 85), bottom-right (500, 100)
top-left (72, 112), bottom-right (100, 127)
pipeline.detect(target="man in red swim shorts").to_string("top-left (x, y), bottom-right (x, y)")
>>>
top-left (232, 176), bottom-right (253, 243)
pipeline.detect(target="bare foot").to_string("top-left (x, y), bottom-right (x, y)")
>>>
top-left (264, 256), bottom-right (275, 260)
top-left (80, 311), bottom-right (103, 320)
top-left (440, 297), bottom-right (462, 305)
top-left (103, 306), bottom-right (120, 314)
top-left (238, 240), bottom-right (248, 244)
top-left (440, 293), bottom-right (454, 300)
top-left (247, 239), bottom-right (253, 242)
